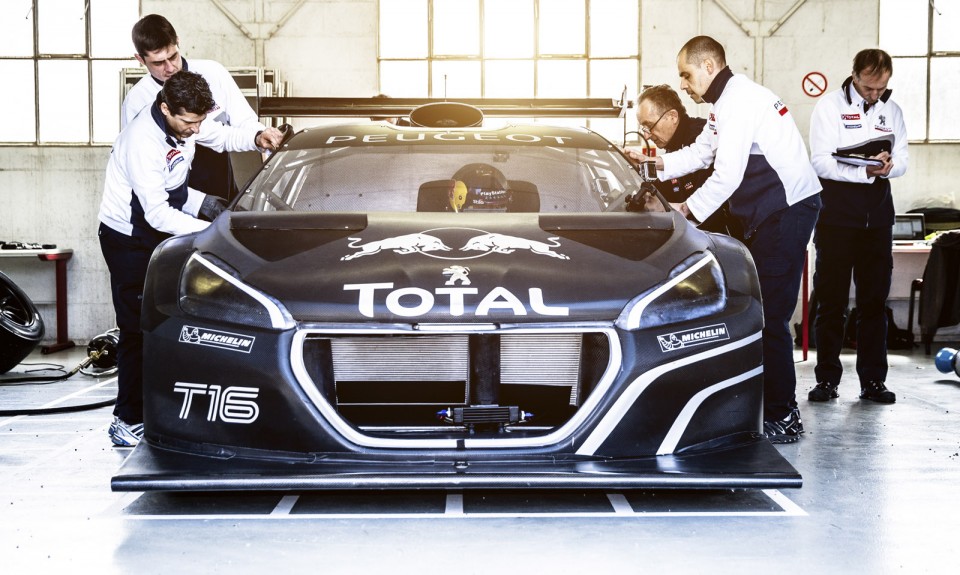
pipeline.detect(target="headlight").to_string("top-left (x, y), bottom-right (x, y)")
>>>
top-left (179, 253), bottom-right (295, 330)
top-left (616, 251), bottom-right (726, 331)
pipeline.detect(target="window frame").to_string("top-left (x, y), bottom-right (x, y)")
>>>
top-left (881, 0), bottom-right (960, 142)
top-left (376, 0), bottom-right (642, 140)
top-left (0, 0), bottom-right (139, 146)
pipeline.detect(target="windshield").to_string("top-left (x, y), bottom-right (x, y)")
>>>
top-left (235, 138), bottom-right (665, 214)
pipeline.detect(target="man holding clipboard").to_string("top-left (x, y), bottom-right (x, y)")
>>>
top-left (808, 49), bottom-right (909, 405)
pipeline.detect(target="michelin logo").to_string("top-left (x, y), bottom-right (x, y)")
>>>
top-left (179, 326), bottom-right (255, 353)
top-left (657, 324), bottom-right (730, 352)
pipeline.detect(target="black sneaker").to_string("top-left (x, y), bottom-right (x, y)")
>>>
top-left (790, 406), bottom-right (804, 435)
top-left (859, 380), bottom-right (896, 404)
top-left (808, 381), bottom-right (839, 401)
top-left (763, 408), bottom-right (804, 444)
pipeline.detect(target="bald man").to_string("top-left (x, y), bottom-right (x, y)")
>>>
top-left (627, 36), bottom-right (822, 443)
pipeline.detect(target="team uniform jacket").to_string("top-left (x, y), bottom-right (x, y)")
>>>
top-left (653, 115), bottom-right (741, 238)
top-left (808, 76), bottom-right (908, 229)
top-left (659, 67), bottom-right (821, 238)
top-left (99, 100), bottom-right (260, 244)
top-left (654, 115), bottom-right (713, 203)
top-left (122, 57), bottom-right (265, 133)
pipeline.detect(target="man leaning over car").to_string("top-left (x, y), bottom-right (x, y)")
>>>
top-left (122, 14), bottom-right (283, 201)
top-left (98, 71), bottom-right (282, 447)
top-left (635, 84), bottom-right (742, 239)
top-left (626, 36), bottom-right (822, 444)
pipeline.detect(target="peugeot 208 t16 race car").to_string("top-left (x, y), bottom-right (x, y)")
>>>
top-left (113, 103), bottom-right (801, 492)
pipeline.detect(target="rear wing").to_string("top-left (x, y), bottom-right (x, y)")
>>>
top-left (258, 94), bottom-right (636, 144)
top-left (257, 96), bottom-right (633, 120)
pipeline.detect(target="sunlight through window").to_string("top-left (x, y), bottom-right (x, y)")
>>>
top-left (379, 0), bottom-right (640, 142)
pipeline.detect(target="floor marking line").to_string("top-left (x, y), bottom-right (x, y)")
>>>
top-left (101, 491), bottom-right (143, 517)
top-left (606, 493), bottom-right (633, 515)
top-left (271, 495), bottom-right (300, 515)
top-left (115, 508), bottom-right (806, 521)
top-left (763, 489), bottom-right (807, 516)
top-left (445, 493), bottom-right (464, 515)
top-left (38, 377), bottom-right (117, 407)
top-left (0, 376), bottom-right (117, 427)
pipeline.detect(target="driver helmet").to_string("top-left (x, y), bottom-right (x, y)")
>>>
top-left (450, 163), bottom-right (512, 212)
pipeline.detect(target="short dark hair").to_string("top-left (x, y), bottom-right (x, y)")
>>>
top-left (161, 71), bottom-right (215, 116)
top-left (132, 14), bottom-right (178, 57)
top-left (853, 48), bottom-right (893, 77)
top-left (639, 84), bottom-right (687, 118)
top-left (680, 35), bottom-right (727, 68)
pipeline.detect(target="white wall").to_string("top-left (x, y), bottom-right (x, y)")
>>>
top-left (1, 147), bottom-right (114, 343)
top-left (1, 0), bottom-right (956, 345)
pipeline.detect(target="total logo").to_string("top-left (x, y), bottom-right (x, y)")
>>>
top-left (173, 382), bottom-right (260, 424)
top-left (345, 267), bottom-right (568, 319)
top-left (341, 228), bottom-right (569, 261)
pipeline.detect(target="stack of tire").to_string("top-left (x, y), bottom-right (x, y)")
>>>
top-left (0, 271), bottom-right (45, 373)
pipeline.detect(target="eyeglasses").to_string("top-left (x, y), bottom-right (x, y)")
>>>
top-left (640, 108), bottom-right (673, 135)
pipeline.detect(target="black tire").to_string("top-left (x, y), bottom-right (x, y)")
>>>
top-left (0, 271), bottom-right (44, 374)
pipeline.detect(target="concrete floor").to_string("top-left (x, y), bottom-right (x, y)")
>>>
top-left (1, 343), bottom-right (958, 573)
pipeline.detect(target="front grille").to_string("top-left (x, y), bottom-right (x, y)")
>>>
top-left (501, 333), bottom-right (583, 404)
top-left (299, 330), bottom-right (610, 431)
top-left (332, 335), bottom-right (470, 390)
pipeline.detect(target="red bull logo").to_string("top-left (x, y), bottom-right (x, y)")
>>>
top-left (341, 233), bottom-right (452, 260)
top-left (341, 229), bottom-right (570, 261)
top-left (461, 233), bottom-right (568, 260)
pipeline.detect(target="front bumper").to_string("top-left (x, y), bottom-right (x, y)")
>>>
top-left (111, 439), bottom-right (801, 492)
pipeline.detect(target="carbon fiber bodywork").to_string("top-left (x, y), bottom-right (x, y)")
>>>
top-left (113, 120), bottom-right (800, 491)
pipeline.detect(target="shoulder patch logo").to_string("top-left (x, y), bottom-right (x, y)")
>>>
top-left (166, 149), bottom-right (183, 172)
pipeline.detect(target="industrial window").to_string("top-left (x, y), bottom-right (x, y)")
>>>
top-left (0, 0), bottom-right (139, 145)
top-left (377, 0), bottom-right (640, 141)
top-left (880, 0), bottom-right (960, 141)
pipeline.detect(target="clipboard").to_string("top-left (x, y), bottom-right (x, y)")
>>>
top-left (833, 134), bottom-right (894, 166)
top-left (831, 153), bottom-right (884, 167)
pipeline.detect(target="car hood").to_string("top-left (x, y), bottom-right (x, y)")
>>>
top-left (192, 211), bottom-right (693, 323)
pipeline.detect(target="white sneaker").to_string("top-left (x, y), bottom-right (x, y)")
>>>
top-left (108, 416), bottom-right (143, 447)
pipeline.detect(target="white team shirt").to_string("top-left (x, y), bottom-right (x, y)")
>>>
top-left (99, 103), bottom-right (261, 237)
top-left (808, 80), bottom-right (908, 183)
top-left (660, 74), bottom-right (822, 224)
top-left (122, 58), bottom-right (265, 133)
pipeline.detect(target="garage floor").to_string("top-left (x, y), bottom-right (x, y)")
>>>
top-left (2, 343), bottom-right (958, 573)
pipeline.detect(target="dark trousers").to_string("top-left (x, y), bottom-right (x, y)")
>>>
top-left (812, 224), bottom-right (893, 386)
top-left (99, 223), bottom-right (156, 424)
top-left (745, 195), bottom-right (821, 421)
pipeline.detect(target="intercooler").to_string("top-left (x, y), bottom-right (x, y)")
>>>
top-left (300, 331), bottom-right (609, 429)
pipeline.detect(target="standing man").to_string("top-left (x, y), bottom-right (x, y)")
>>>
top-left (100, 71), bottom-right (281, 446)
top-left (123, 14), bottom-right (281, 200)
top-left (626, 36), bottom-right (822, 443)
top-left (636, 84), bottom-right (741, 238)
top-left (807, 49), bottom-right (908, 405)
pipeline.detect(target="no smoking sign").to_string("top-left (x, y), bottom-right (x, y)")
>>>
top-left (802, 72), bottom-right (828, 97)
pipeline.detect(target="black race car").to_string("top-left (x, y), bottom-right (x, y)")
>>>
top-left (113, 101), bottom-right (800, 491)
